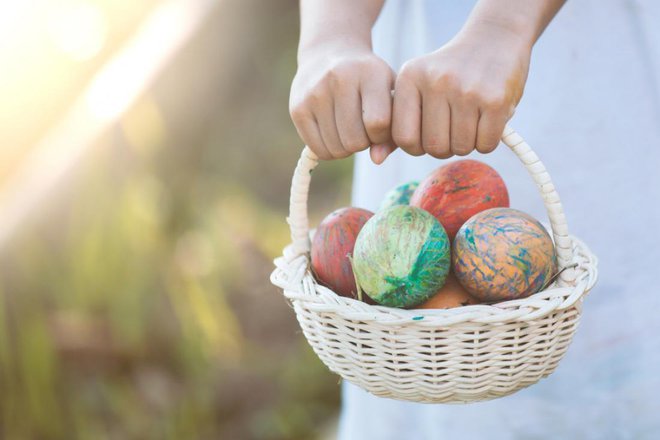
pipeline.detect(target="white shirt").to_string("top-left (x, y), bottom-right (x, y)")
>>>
top-left (341, 1), bottom-right (660, 438)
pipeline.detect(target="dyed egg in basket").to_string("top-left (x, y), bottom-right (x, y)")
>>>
top-left (411, 159), bottom-right (509, 240)
top-left (453, 207), bottom-right (557, 302)
top-left (379, 180), bottom-right (419, 210)
top-left (417, 272), bottom-right (481, 309)
top-left (352, 205), bottom-right (451, 308)
top-left (311, 207), bottom-right (373, 300)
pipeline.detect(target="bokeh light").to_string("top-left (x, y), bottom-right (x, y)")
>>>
top-left (47, 2), bottom-right (107, 61)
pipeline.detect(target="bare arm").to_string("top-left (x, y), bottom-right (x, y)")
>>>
top-left (389, 0), bottom-right (566, 160)
top-left (466, 0), bottom-right (566, 45)
top-left (290, 0), bottom-right (395, 161)
top-left (298, 0), bottom-right (383, 58)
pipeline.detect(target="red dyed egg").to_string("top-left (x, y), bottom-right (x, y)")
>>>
top-left (417, 272), bottom-right (480, 309)
top-left (410, 160), bottom-right (509, 240)
top-left (311, 207), bottom-right (374, 300)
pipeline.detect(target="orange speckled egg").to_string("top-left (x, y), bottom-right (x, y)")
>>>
top-left (453, 208), bottom-right (557, 302)
top-left (417, 272), bottom-right (480, 309)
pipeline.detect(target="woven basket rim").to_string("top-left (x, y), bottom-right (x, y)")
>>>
top-left (271, 234), bottom-right (597, 327)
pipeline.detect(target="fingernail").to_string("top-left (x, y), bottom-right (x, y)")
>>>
top-left (370, 145), bottom-right (388, 165)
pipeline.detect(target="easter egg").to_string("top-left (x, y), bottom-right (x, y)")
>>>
top-left (417, 272), bottom-right (481, 309)
top-left (311, 207), bottom-right (374, 299)
top-left (353, 205), bottom-right (451, 308)
top-left (410, 160), bottom-right (509, 240)
top-left (379, 181), bottom-right (419, 210)
top-left (453, 208), bottom-right (557, 302)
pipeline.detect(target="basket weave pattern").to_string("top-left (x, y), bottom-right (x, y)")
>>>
top-left (271, 126), bottom-right (598, 403)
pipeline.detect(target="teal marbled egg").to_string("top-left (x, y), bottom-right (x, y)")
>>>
top-left (352, 205), bottom-right (451, 308)
top-left (379, 181), bottom-right (419, 210)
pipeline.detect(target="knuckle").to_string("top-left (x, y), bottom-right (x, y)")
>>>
top-left (311, 146), bottom-right (331, 161)
top-left (392, 132), bottom-right (412, 147)
top-left (399, 59), bottom-right (422, 79)
top-left (424, 142), bottom-right (451, 158)
top-left (481, 92), bottom-right (508, 110)
top-left (442, 76), bottom-right (477, 101)
top-left (304, 87), bottom-right (326, 106)
top-left (399, 60), bottom-right (414, 75)
top-left (288, 102), bottom-right (307, 122)
top-left (325, 139), bottom-right (350, 157)
top-left (326, 68), bottom-right (341, 85)
top-left (477, 142), bottom-right (498, 154)
top-left (452, 146), bottom-right (472, 156)
top-left (393, 136), bottom-right (422, 155)
top-left (451, 139), bottom-right (474, 156)
top-left (343, 136), bottom-right (368, 153)
top-left (477, 135), bottom-right (500, 153)
top-left (432, 151), bottom-right (453, 159)
top-left (331, 147), bottom-right (352, 159)
top-left (428, 70), bottom-right (458, 91)
top-left (325, 59), bottom-right (357, 86)
top-left (460, 87), bottom-right (482, 104)
top-left (364, 115), bottom-right (391, 134)
top-left (405, 148), bottom-right (425, 157)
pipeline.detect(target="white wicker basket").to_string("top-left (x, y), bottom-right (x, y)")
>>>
top-left (271, 125), bottom-right (598, 404)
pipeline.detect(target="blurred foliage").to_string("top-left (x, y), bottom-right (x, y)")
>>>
top-left (0, 0), bottom-right (351, 438)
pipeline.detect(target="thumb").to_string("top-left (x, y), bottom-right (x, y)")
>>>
top-left (369, 143), bottom-right (397, 165)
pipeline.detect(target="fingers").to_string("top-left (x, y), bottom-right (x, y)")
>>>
top-left (475, 108), bottom-right (508, 154)
top-left (388, 43), bottom-right (527, 159)
top-left (334, 82), bottom-right (370, 154)
top-left (361, 72), bottom-right (394, 146)
top-left (289, 107), bottom-right (332, 160)
top-left (362, 71), bottom-right (396, 164)
top-left (290, 58), bottom-right (395, 161)
top-left (422, 95), bottom-right (451, 158)
top-left (315, 96), bottom-right (349, 159)
top-left (449, 97), bottom-right (479, 156)
top-left (392, 74), bottom-right (423, 156)
top-left (294, 85), bottom-right (372, 160)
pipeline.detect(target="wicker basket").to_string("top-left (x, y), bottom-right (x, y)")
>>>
top-left (271, 125), bottom-right (598, 404)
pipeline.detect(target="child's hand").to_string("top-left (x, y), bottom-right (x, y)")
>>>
top-left (391, 23), bottom-right (532, 160)
top-left (289, 44), bottom-right (395, 161)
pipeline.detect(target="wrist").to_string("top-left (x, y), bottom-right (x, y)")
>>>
top-left (456, 16), bottom-right (534, 56)
top-left (298, 32), bottom-right (373, 64)
top-left (460, 0), bottom-right (566, 50)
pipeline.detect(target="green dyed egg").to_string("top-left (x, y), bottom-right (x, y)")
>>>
top-left (379, 181), bottom-right (419, 210)
top-left (353, 205), bottom-right (451, 308)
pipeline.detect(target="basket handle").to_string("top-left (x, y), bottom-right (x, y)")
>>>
top-left (286, 125), bottom-right (575, 284)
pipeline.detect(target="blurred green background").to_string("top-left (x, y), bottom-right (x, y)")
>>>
top-left (0, 0), bottom-right (351, 438)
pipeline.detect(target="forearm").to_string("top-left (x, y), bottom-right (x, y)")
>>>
top-left (298, 0), bottom-right (385, 59)
top-left (461, 0), bottom-right (566, 49)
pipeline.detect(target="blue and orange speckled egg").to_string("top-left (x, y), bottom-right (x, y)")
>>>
top-left (453, 208), bottom-right (557, 302)
top-left (352, 205), bottom-right (451, 308)
top-left (410, 160), bottom-right (509, 240)
top-left (311, 207), bottom-right (374, 300)
top-left (379, 181), bottom-right (419, 210)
